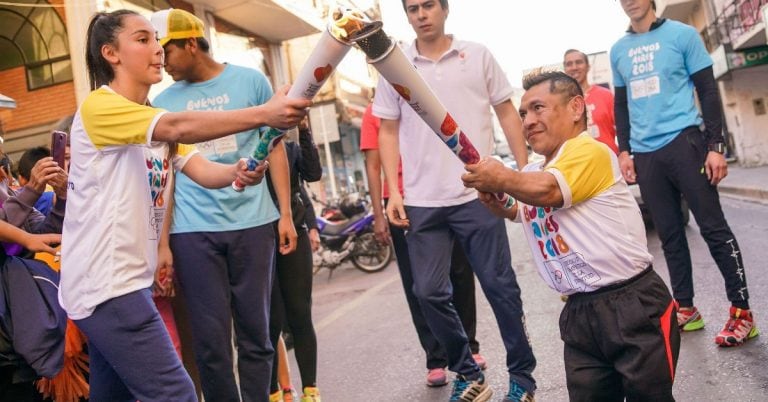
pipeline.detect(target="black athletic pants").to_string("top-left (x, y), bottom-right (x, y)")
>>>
top-left (634, 127), bottom-right (749, 307)
top-left (561, 268), bottom-right (680, 402)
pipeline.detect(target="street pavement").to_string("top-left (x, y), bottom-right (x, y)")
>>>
top-left (719, 163), bottom-right (768, 204)
top-left (294, 180), bottom-right (768, 401)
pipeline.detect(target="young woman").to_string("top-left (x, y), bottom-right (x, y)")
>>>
top-left (59, 10), bottom-right (309, 401)
top-left (267, 124), bottom-right (322, 402)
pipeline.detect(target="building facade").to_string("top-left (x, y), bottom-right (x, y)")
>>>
top-left (1, 0), bottom-right (379, 201)
top-left (0, 0), bottom-right (323, 160)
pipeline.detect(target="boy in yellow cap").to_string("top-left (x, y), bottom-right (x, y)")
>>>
top-left (150, 8), bottom-right (304, 402)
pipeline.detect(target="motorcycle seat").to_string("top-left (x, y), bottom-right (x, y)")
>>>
top-left (321, 212), bottom-right (367, 236)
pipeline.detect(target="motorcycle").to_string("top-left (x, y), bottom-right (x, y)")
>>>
top-left (311, 195), bottom-right (393, 277)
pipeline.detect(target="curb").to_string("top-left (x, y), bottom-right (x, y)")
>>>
top-left (718, 185), bottom-right (768, 204)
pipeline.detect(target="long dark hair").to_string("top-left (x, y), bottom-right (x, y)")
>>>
top-left (85, 10), bottom-right (140, 90)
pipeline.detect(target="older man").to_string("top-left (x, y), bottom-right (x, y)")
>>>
top-left (463, 71), bottom-right (680, 402)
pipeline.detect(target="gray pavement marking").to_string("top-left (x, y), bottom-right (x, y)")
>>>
top-left (314, 273), bottom-right (400, 332)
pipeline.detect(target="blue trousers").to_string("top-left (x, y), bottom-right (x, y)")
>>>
top-left (170, 224), bottom-right (276, 402)
top-left (405, 199), bottom-right (536, 390)
top-left (390, 219), bottom-right (479, 370)
top-left (75, 289), bottom-right (196, 402)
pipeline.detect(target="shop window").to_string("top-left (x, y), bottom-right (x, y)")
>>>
top-left (0, 1), bottom-right (73, 90)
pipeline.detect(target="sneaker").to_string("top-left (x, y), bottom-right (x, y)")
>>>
top-left (715, 306), bottom-right (759, 347)
top-left (282, 387), bottom-right (298, 402)
top-left (427, 368), bottom-right (448, 387)
top-left (449, 373), bottom-right (492, 402)
top-left (300, 386), bottom-right (321, 402)
top-left (269, 390), bottom-right (283, 402)
top-left (677, 306), bottom-right (705, 331)
top-left (472, 353), bottom-right (487, 370)
top-left (503, 380), bottom-right (535, 402)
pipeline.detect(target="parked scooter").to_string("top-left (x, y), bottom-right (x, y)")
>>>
top-left (311, 195), bottom-right (392, 277)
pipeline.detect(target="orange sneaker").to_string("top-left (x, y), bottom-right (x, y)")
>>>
top-left (715, 306), bottom-right (759, 347)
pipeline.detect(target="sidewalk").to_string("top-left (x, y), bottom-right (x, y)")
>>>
top-left (718, 162), bottom-right (768, 204)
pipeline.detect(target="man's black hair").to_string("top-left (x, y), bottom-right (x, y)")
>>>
top-left (166, 37), bottom-right (210, 53)
top-left (522, 70), bottom-right (587, 126)
top-left (18, 146), bottom-right (51, 181)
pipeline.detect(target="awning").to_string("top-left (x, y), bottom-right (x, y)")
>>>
top-left (0, 93), bottom-right (16, 109)
top-left (193, 0), bottom-right (323, 42)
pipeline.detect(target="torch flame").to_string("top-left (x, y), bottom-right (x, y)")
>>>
top-left (330, 7), bottom-right (370, 42)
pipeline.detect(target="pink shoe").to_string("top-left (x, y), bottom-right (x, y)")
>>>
top-left (426, 368), bottom-right (448, 387)
top-left (473, 353), bottom-right (488, 370)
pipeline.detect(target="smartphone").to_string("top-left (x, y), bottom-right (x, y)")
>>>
top-left (51, 130), bottom-right (67, 168)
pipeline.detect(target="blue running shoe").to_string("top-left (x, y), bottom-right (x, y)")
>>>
top-left (449, 373), bottom-right (492, 402)
top-left (503, 380), bottom-right (535, 402)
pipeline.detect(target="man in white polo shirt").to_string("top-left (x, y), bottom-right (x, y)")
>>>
top-left (375, 1), bottom-right (533, 401)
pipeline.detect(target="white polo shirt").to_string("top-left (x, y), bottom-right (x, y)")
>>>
top-left (373, 36), bottom-right (513, 207)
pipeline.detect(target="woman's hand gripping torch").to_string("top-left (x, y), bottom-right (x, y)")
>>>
top-left (232, 8), bottom-right (372, 191)
top-left (347, 21), bottom-right (515, 208)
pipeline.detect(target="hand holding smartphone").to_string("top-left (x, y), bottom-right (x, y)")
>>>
top-left (51, 130), bottom-right (67, 168)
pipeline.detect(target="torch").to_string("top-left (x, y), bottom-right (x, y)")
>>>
top-left (347, 22), bottom-right (516, 209)
top-left (232, 8), bottom-right (370, 191)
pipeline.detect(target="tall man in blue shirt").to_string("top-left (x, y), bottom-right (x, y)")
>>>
top-left (151, 8), bottom-right (300, 401)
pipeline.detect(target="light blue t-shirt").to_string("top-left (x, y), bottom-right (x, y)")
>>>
top-left (610, 20), bottom-right (712, 153)
top-left (152, 64), bottom-right (279, 233)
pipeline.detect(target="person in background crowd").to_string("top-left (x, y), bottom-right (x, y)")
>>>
top-left (612, 0), bottom-right (758, 346)
top-left (360, 101), bottom-right (487, 388)
top-left (267, 122), bottom-right (323, 402)
top-left (563, 49), bottom-right (618, 154)
top-left (0, 221), bottom-right (63, 402)
top-left (0, 150), bottom-right (66, 257)
top-left (17, 147), bottom-right (56, 216)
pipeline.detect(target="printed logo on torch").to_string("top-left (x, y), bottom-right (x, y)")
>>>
top-left (314, 64), bottom-right (333, 83)
top-left (440, 113), bottom-right (457, 134)
top-left (392, 83), bottom-right (411, 102)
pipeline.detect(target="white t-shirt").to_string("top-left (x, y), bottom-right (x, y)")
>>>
top-left (373, 37), bottom-right (513, 207)
top-left (516, 133), bottom-right (652, 295)
top-left (60, 87), bottom-right (196, 319)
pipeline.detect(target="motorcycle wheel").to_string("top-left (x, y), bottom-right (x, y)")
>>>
top-left (351, 232), bottom-right (393, 273)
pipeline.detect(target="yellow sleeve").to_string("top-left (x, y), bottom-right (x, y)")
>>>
top-left (80, 88), bottom-right (166, 149)
top-left (173, 143), bottom-right (199, 172)
top-left (548, 136), bottom-right (616, 205)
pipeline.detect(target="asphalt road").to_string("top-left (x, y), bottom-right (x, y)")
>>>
top-left (293, 196), bottom-right (768, 401)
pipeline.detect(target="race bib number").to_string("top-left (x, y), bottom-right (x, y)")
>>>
top-left (543, 252), bottom-right (601, 293)
top-left (196, 135), bottom-right (238, 156)
top-left (630, 76), bottom-right (661, 100)
top-left (213, 135), bottom-right (238, 154)
top-left (149, 206), bottom-right (165, 240)
top-left (196, 140), bottom-right (216, 156)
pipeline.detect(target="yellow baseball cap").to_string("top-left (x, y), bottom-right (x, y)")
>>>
top-left (151, 8), bottom-right (205, 47)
